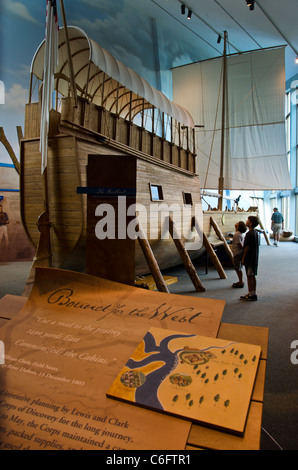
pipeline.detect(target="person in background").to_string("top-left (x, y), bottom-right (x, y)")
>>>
top-left (240, 216), bottom-right (259, 302)
top-left (0, 204), bottom-right (9, 247)
top-left (271, 207), bottom-right (284, 247)
top-left (231, 221), bottom-right (247, 288)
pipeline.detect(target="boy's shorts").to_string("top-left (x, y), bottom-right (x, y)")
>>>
top-left (245, 265), bottom-right (258, 276)
top-left (233, 254), bottom-right (243, 272)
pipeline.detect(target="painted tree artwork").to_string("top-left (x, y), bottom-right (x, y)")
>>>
top-left (107, 327), bottom-right (261, 435)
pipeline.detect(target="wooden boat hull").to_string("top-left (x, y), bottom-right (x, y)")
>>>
top-left (20, 102), bottom-right (258, 286)
top-left (20, 114), bottom-right (203, 283)
top-left (203, 210), bottom-right (257, 240)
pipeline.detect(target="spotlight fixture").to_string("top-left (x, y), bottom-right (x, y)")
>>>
top-left (217, 34), bottom-right (222, 44)
top-left (181, 4), bottom-right (185, 14)
top-left (187, 9), bottom-right (192, 19)
top-left (246, 0), bottom-right (255, 11)
top-left (296, 57), bottom-right (298, 64)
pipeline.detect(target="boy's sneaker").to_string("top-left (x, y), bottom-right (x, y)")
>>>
top-left (232, 282), bottom-right (244, 288)
top-left (240, 294), bottom-right (258, 301)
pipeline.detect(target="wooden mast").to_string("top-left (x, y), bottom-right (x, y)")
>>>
top-left (39, 0), bottom-right (78, 267)
top-left (24, 0), bottom-right (78, 295)
top-left (60, 0), bottom-right (78, 108)
top-left (218, 31), bottom-right (227, 211)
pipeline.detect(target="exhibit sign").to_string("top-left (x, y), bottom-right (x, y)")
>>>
top-left (107, 327), bottom-right (261, 435)
top-left (0, 267), bottom-right (224, 450)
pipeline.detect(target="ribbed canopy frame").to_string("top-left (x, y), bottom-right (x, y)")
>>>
top-left (29, 26), bottom-right (194, 130)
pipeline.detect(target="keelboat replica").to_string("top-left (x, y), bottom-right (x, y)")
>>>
top-left (21, 22), bottom-right (207, 292)
top-left (19, 8), bottom-right (291, 293)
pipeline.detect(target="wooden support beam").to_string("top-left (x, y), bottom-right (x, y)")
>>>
top-left (210, 216), bottom-right (234, 265)
top-left (168, 216), bottom-right (205, 292)
top-left (257, 218), bottom-right (270, 246)
top-left (136, 220), bottom-right (169, 294)
top-left (23, 211), bottom-right (52, 297)
top-left (0, 127), bottom-right (20, 174)
top-left (16, 126), bottom-right (23, 144)
top-left (203, 233), bottom-right (227, 279)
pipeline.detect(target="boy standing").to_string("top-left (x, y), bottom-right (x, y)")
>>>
top-left (240, 216), bottom-right (259, 301)
top-left (231, 221), bottom-right (247, 288)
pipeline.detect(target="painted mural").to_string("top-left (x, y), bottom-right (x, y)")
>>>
top-left (0, 164), bottom-right (35, 262)
top-left (0, 0), bottom-right (202, 167)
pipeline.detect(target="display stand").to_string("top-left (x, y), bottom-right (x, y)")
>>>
top-left (0, 269), bottom-right (268, 451)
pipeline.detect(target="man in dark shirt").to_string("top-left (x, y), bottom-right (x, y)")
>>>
top-left (271, 207), bottom-right (284, 246)
top-left (240, 216), bottom-right (259, 301)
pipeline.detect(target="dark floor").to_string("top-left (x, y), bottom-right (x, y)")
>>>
top-left (0, 241), bottom-right (297, 450)
top-left (163, 241), bottom-right (298, 451)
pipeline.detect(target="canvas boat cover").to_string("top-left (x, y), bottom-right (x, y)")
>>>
top-left (30, 26), bottom-right (194, 128)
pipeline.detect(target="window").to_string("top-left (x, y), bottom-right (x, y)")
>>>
top-left (282, 196), bottom-right (290, 229)
top-left (295, 195), bottom-right (298, 236)
top-left (183, 192), bottom-right (193, 205)
top-left (296, 98), bottom-right (298, 187)
top-left (270, 196), bottom-right (277, 214)
top-left (150, 184), bottom-right (163, 201)
top-left (286, 92), bottom-right (291, 161)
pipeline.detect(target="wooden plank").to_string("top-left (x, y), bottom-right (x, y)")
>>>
top-left (210, 216), bottom-right (234, 264)
top-left (135, 275), bottom-right (177, 290)
top-left (0, 294), bottom-right (27, 320)
top-left (217, 323), bottom-right (269, 361)
top-left (22, 124), bottom-right (200, 277)
top-left (136, 221), bottom-right (170, 293)
top-left (0, 319), bottom-right (8, 328)
top-left (252, 359), bottom-right (267, 403)
top-left (203, 210), bottom-right (259, 237)
top-left (258, 218), bottom-right (271, 245)
top-left (86, 154), bottom-right (136, 286)
top-left (0, 266), bottom-right (224, 450)
top-left (169, 216), bottom-right (205, 292)
top-left (134, 158), bottom-right (202, 275)
top-left (203, 233), bottom-right (227, 279)
top-left (185, 445), bottom-right (204, 450)
top-left (62, 97), bottom-right (197, 173)
top-left (0, 278), bottom-right (266, 450)
top-left (21, 134), bottom-right (83, 271)
top-left (188, 402), bottom-right (263, 451)
top-left (186, 324), bottom-right (268, 450)
top-left (23, 211), bottom-right (52, 296)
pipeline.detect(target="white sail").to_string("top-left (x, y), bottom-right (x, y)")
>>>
top-left (172, 47), bottom-right (292, 191)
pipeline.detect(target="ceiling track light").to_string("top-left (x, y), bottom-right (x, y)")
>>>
top-left (181, 4), bottom-right (185, 15)
top-left (187, 9), bottom-right (192, 19)
top-left (296, 57), bottom-right (298, 64)
top-left (246, 0), bottom-right (255, 11)
top-left (217, 34), bottom-right (222, 44)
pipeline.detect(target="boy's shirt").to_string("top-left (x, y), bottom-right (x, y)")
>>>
top-left (231, 231), bottom-right (245, 256)
top-left (243, 229), bottom-right (259, 270)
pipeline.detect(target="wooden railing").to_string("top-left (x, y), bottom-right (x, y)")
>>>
top-left (24, 98), bottom-right (196, 174)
